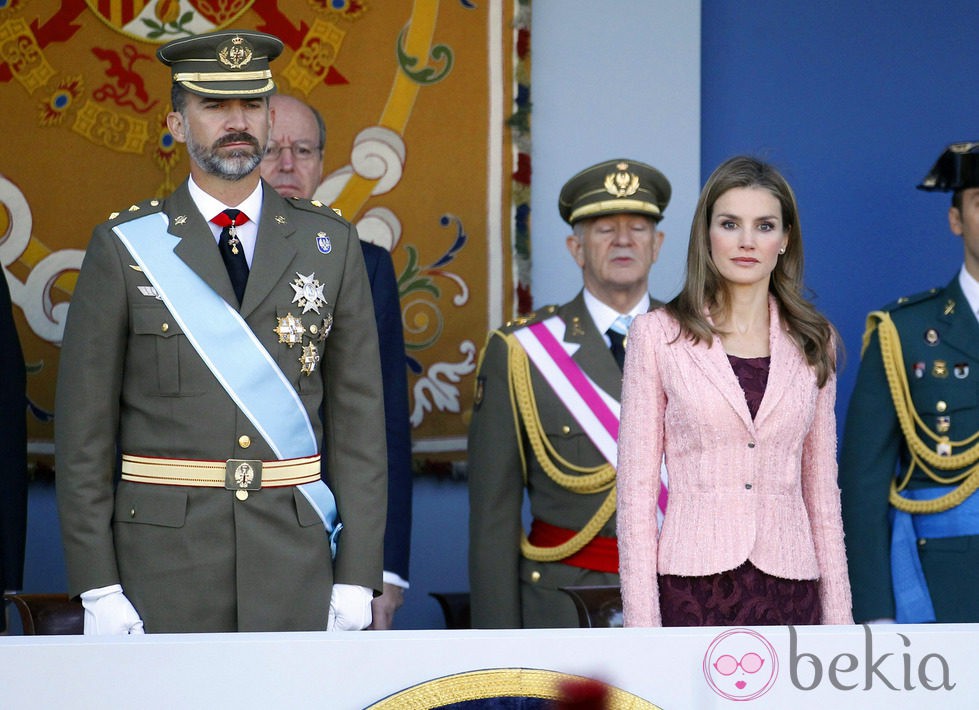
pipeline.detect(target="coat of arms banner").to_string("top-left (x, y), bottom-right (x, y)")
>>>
top-left (1, 0), bottom-right (529, 469)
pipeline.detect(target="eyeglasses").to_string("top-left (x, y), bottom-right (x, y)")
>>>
top-left (263, 142), bottom-right (322, 161)
top-left (713, 653), bottom-right (765, 676)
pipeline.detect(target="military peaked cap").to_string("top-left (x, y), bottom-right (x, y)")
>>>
top-left (558, 158), bottom-right (671, 225)
top-left (157, 29), bottom-right (283, 98)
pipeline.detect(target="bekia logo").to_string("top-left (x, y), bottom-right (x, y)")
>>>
top-left (703, 628), bottom-right (778, 701)
top-left (703, 625), bottom-right (956, 701)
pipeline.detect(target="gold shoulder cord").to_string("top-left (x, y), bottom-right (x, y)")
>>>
top-left (502, 333), bottom-right (618, 562)
top-left (870, 311), bottom-right (979, 513)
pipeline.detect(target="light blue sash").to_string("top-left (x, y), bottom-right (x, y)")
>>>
top-left (890, 486), bottom-right (979, 623)
top-left (114, 213), bottom-right (341, 555)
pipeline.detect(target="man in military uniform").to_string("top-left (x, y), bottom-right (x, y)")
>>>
top-left (468, 159), bottom-right (671, 628)
top-left (840, 141), bottom-right (979, 623)
top-left (55, 30), bottom-right (386, 634)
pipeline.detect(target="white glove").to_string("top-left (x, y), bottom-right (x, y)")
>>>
top-left (80, 584), bottom-right (145, 635)
top-left (327, 584), bottom-right (373, 631)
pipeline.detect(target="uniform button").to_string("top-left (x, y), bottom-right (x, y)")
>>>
top-left (236, 490), bottom-right (249, 501)
top-left (745, 483), bottom-right (752, 490)
top-left (936, 401), bottom-right (948, 413)
top-left (161, 323), bottom-right (169, 333)
top-left (309, 324), bottom-right (319, 335)
top-left (561, 425), bottom-right (571, 435)
top-left (130, 507), bottom-right (136, 518)
top-left (747, 442), bottom-right (756, 448)
top-left (918, 538), bottom-right (927, 547)
top-left (238, 435), bottom-right (251, 449)
top-left (530, 570), bottom-right (541, 583)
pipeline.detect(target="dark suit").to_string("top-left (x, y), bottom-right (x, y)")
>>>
top-left (840, 275), bottom-right (979, 622)
top-left (0, 271), bottom-right (27, 632)
top-left (468, 291), bottom-right (635, 628)
top-left (360, 241), bottom-right (412, 583)
top-left (56, 180), bottom-right (387, 632)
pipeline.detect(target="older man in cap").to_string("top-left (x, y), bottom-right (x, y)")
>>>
top-left (840, 141), bottom-right (979, 624)
top-left (56, 30), bottom-right (386, 634)
top-left (468, 159), bottom-right (671, 628)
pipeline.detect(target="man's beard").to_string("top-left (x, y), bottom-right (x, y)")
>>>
top-left (187, 131), bottom-right (264, 181)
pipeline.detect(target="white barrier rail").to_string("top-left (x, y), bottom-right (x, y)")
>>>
top-left (1, 624), bottom-right (976, 708)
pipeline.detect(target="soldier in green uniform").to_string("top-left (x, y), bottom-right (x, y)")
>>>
top-left (840, 141), bottom-right (979, 623)
top-left (55, 30), bottom-right (386, 634)
top-left (467, 159), bottom-right (672, 628)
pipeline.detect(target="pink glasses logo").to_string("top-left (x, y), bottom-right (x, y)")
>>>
top-left (703, 628), bottom-right (779, 701)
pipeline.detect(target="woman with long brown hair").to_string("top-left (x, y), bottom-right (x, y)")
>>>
top-left (616, 156), bottom-right (852, 626)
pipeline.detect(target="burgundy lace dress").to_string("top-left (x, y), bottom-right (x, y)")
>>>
top-left (657, 354), bottom-right (822, 626)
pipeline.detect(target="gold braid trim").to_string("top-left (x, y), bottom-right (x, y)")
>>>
top-left (521, 489), bottom-right (617, 563)
top-left (870, 311), bottom-right (979, 513)
top-left (503, 332), bottom-right (617, 561)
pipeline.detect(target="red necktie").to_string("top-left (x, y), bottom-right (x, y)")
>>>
top-left (211, 209), bottom-right (250, 305)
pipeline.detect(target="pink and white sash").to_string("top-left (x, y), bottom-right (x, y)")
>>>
top-left (513, 316), bottom-right (668, 520)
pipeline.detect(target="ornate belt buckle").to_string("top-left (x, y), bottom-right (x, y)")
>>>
top-left (225, 459), bottom-right (263, 493)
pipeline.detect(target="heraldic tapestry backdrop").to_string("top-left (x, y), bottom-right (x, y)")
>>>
top-left (0, 0), bottom-right (530, 469)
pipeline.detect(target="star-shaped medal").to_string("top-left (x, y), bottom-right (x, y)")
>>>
top-left (274, 313), bottom-right (306, 347)
top-left (290, 272), bottom-right (327, 314)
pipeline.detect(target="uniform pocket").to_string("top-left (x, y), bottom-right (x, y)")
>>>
top-left (132, 305), bottom-right (183, 395)
top-left (293, 486), bottom-right (328, 528)
top-left (114, 483), bottom-right (188, 528)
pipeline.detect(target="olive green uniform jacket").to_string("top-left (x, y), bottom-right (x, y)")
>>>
top-left (840, 275), bottom-right (979, 622)
top-left (468, 291), bottom-right (649, 628)
top-left (56, 180), bottom-right (386, 632)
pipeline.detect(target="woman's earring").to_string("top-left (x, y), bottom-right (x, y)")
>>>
top-left (779, 247), bottom-right (786, 254)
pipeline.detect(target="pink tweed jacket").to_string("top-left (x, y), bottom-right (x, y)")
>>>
top-left (616, 300), bottom-right (853, 626)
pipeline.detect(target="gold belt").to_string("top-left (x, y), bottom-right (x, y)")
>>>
top-left (120, 453), bottom-right (321, 491)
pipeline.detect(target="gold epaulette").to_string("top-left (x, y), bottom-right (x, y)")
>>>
top-left (871, 310), bottom-right (979, 513)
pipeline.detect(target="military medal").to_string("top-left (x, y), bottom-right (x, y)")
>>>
top-left (227, 220), bottom-right (241, 255)
top-left (932, 360), bottom-right (948, 378)
top-left (924, 328), bottom-right (940, 345)
top-left (955, 362), bottom-right (970, 379)
top-left (913, 362), bottom-right (925, 379)
top-left (300, 342), bottom-right (320, 375)
top-left (274, 313), bottom-right (306, 347)
top-left (318, 313), bottom-right (333, 342)
top-left (316, 232), bottom-right (332, 254)
top-left (291, 272), bottom-right (327, 314)
top-left (937, 438), bottom-right (952, 457)
top-left (936, 415), bottom-right (951, 434)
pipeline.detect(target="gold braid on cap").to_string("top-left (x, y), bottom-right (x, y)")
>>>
top-left (494, 331), bottom-right (617, 562)
top-left (866, 311), bottom-right (979, 513)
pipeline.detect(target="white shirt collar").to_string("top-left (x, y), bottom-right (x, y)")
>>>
top-left (582, 288), bottom-right (650, 337)
top-left (187, 176), bottom-right (264, 225)
top-left (958, 265), bottom-right (979, 319)
top-left (187, 176), bottom-right (264, 266)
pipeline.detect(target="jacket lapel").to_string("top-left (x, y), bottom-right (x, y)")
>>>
top-left (753, 298), bottom-right (802, 430)
top-left (239, 184), bottom-right (296, 318)
top-left (561, 291), bottom-right (623, 400)
top-left (685, 324), bottom-right (755, 431)
top-left (165, 182), bottom-right (239, 306)
top-left (935, 277), bottom-right (979, 361)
